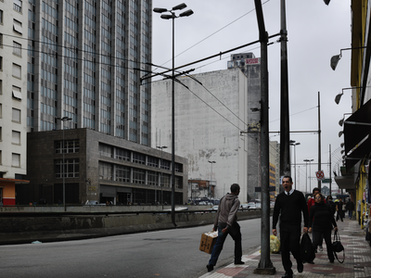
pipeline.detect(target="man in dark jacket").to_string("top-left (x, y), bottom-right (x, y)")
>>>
top-left (206, 183), bottom-right (243, 272)
top-left (273, 176), bottom-right (309, 278)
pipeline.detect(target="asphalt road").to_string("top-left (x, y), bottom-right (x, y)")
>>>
top-left (0, 218), bottom-right (264, 278)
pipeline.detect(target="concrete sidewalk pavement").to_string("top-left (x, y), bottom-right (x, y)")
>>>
top-left (200, 219), bottom-right (371, 278)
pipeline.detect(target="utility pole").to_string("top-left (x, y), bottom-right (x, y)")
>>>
top-left (253, 0), bottom-right (275, 274)
top-left (318, 91), bottom-right (322, 191)
top-left (329, 144), bottom-right (332, 195)
top-left (279, 0), bottom-right (290, 192)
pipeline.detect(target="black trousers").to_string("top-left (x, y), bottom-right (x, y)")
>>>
top-left (312, 228), bottom-right (334, 262)
top-left (279, 225), bottom-right (302, 274)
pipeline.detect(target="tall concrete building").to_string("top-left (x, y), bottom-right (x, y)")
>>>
top-left (0, 0), bottom-right (29, 205)
top-left (152, 68), bottom-right (248, 204)
top-left (26, 0), bottom-right (152, 143)
top-left (228, 53), bottom-right (280, 200)
top-left (1, 0), bottom-right (188, 205)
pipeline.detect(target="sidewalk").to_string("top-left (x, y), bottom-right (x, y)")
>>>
top-left (200, 219), bottom-right (371, 278)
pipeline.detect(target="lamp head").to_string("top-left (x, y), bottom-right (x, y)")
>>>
top-left (153, 7), bottom-right (168, 13)
top-left (179, 9), bottom-right (194, 17)
top-left (161, 14), bottom-right (174, 20)
top-left (334, 92), bottom-right (343, 104)
top-left (172, 3), bottom-right (187, 10)
top-left (330, 54), bottom-right (341, 70)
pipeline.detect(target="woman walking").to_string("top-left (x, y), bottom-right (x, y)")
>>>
top-left (308, 193), bottom-right (338, 263)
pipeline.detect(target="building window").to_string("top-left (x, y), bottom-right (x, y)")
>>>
top-left (13, 41), bottom-right (22, 56)
top-left (133, 168), bottom-right (145, 184)
top-left (99, 162), bottom-right (113, 180)
top-left (55, 158), bottom-right (80, 178)
top-left (13, 0), bottom-right (22, 13)
top-left (12, 63), bottom-right (22, 79)
top-left (132, 152), bottom-right (145, 165)
top-left (160, 174), bottom-right (169, 188)
top-left (12, 108), bottom-right (21, 123)
top-left (12, 153), bottom-right (20, 167)
top-left (115, 147), bottom-right (130, 161)
top-left (116, 165), bottom-right (130, 182)
top-left (13, 19), bottom-right (23, 35)
top-left (12, 130), bottom-right (20, 145)
top-left (160, 159), bottom-right (170, 170)
top-left (146, 156), bottom-right (158, 168)
top-left (55, 139), bottom-right (79, 154)
top-left (147, 171), bottom-right (158, 186)
top-left (12, 85), bottom-right (22, 100)
top-left (99, 143), bottom-right (112, 158)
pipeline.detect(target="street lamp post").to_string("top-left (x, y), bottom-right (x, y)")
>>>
top-left (56, 116), bottom-right (72, 211)
top-left (290, 140), bottom-right (300, 189)
top-left (303, 159), bottom-right (314, 193)
top-left (208, 160), bottom-right (216, 198)
top-left (153, 3), bottom-right (193, 226)
top-left (157, 145), bottom-right (168, 209)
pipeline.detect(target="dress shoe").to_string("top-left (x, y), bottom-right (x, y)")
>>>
top-left (281, 272), bottom-right (293, 278)
top-left (297, 262), bottom-right (304, 273)
top-left (206, 264), bottom-right (214, 272)
top-left (234, 261), bottom-right (245, 265)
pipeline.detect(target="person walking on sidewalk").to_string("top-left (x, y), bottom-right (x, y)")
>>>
top-left (346, 199), bottom-right (355, 219)
top-left (336, 198), bottom-right (344, 222)
top-left (273, 176), bottom-right (309, 278)
top-left (308, 193), bottom-right (338, 263)
top-left (206, 183), bottom-right (243, 272)
top-left (307, 187), bottom-right (324, 252)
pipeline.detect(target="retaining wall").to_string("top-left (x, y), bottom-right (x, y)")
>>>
top-left (0, 208), bottom-right (261, 245)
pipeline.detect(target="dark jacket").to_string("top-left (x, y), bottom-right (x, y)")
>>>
top-left (309, 202), bottom-right (337, 231)
top-left (346, 200), bottom-right (355, 211)
top-left (273, 190), bottom-right (309, 230)
top-left (214, 193), bottom-right (240, 228)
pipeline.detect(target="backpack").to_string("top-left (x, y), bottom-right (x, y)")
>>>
top-left (300, 233), bottom-right (315, 264)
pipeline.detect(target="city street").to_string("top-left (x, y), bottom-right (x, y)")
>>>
top-left (0, 218), bottom-right (262, 278)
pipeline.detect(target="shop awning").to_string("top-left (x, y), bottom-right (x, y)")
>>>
top-left (343, 100), bottom-right (371, 171)
top-left (0, 178), bottom-right (30, 184)
top-left (334, 176), bottom-right (356, 190)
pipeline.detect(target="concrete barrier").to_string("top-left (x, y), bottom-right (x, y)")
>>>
top-left (0, 208), bottom-right (261, 245)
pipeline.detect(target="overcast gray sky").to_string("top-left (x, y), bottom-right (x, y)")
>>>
top-left (152, 0), bottom-right (353, 193)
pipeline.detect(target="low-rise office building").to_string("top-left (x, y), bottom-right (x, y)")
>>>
top-left (21, 129), bottom-right (188, 205)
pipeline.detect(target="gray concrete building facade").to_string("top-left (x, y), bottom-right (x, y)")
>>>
top-left (23, 128), bottom-right (187, 205)
top-left (152, 68), bottom-right (248, 204)
top-left (228, 53), bottom-right (280, 201)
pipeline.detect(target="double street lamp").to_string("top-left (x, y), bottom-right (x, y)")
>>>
top-left (153, 3), bottom-right (193, 226)
top-left (55, 116), bottom-right (72, 211)
top-left (303, 159), bottom-right (314, 193)
top-left (156, 145), bottom-right (168, 208)
top-left (289, 140), bottom-right (300, 189)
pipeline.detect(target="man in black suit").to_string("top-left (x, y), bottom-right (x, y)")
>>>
top-left (272, 176), bottom-right (309, 278)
